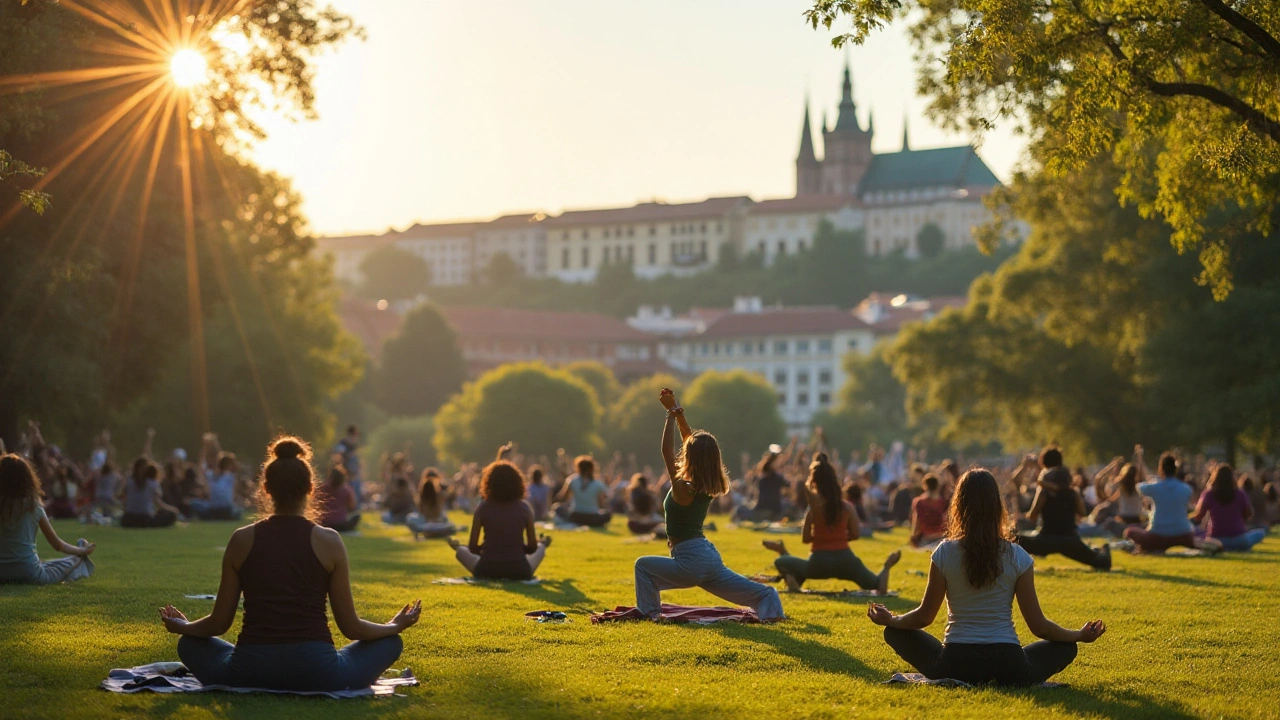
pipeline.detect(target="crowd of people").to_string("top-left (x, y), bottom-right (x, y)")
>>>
top-left (1, 388), bottom-right (1276, 692)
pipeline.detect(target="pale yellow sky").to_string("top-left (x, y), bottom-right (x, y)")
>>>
top-left (251, 1), bottom-right (1026, 237)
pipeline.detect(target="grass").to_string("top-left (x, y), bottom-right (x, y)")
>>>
top-left (2, 515), bottom-right (1278, 719)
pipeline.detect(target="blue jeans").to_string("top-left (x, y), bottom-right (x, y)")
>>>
top-left (1216, 529), bottom-right (1266, 551)
top-left (634, 537), bottom-right (784, 620)
top-left (188, 500), bottom-right (242, 521)
top-left (177, 635), bottom-right (402, 691)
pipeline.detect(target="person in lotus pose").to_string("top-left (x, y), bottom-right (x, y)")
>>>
top-left (0, 454), bottom-right (96, 585)
top-left (447, 460), bottom-right (552, 580)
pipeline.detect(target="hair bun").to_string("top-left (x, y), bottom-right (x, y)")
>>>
top-left (814, 452), bottom-right (830, 465)
top-left (271, 438), bottom-right (308, 461)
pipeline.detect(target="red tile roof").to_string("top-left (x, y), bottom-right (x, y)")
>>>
top-left (442, 306), bottom-right (654, 343)
top-left (748, 194), bottom-right (861, 214)
top-left (545, 196), bottom-right (751, 227)
top-left (699, 307), bottom-right (871, 339)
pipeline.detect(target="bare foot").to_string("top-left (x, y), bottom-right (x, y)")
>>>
top-left (877, 550), bottom-right (902, 595)
top-left (883, 550), bottom-right (902, 570)
top-left (762, 539), bottom-right (788, 555)
top-left (782, 574), bottom-right (803, 593)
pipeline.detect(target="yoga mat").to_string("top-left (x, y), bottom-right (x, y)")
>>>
top-left (884, 672), bottom-right (1066, 689)
top-left (591, 603), bottom-right (761, 625)
top-left (432, 577), bottom-right (542, 585)
top-left (101, 663), bottom-right (418, 698)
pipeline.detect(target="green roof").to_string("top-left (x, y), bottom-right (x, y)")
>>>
top-left (857, 146), bottom-right (1000, 193)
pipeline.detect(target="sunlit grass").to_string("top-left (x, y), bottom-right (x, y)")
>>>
top-left (0, 516), bottom-right (1277, 719)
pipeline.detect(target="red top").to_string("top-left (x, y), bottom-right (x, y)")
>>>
top-left (810, 502), bottom-right (851, 551)
top-left (318, 483), bottom-right (355, 526)
top-left (912, 495), bottom-right (948, 537)
top-left (237, 515), bottom-right (333, 646)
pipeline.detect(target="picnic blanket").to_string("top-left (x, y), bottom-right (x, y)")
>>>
top-left (884, 672), bottom-right (1067, 689)
top-left (432, 576), bottom-right (542, 585)
top-left (590, 603), bottom-right (760, 625)
top-left (101, 663), bottom-right (418, 698)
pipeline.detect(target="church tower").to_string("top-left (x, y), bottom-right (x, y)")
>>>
top-left (820, 58), bottom-right (874, 195)
top-left (795, 100), bottom-right (822, 196)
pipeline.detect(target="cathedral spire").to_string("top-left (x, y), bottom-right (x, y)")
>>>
top-left (797, 98), bottom-right (816, 163)
top-left (833, 55), bottom-right (863, 133)
top-left (902, 114), bottom-right (910, 151)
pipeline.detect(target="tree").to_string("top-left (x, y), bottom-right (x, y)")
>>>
top-left (361, 414), bottom-right (437, 472)
top-left (374, 302), bottom-right (466, 418)
top-left (603, 373), bottom-right (683, 462)
top-left (813, 344), bottom-right (913, 453)
top-left (482, 252), bottom-right (524, 286)
top-left (358, 244), bottom-right (430, 301)
top-left (806, 0), bottom-right (1280, 297)
top-left (562, 361), bottom-right (622, 409)
top-left (682, 369), bottom-right (786, 464)
top-left (916, 223), bottom-right (944, 259)
top-left (433, 362), bottom-right (602, 465)
top-left (0, 150), bottom-right (50, 215)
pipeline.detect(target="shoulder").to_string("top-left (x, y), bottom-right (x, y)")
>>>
top-left (310, 524), bottom-right (344, 551)
top-left (1008, 540), bottom-right (1035, 573)
top-left (930, 539), bottom-right (958, 565)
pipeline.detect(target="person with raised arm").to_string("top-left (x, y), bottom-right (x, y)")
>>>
top-left (867, 468), bottom-right (1105, 686)
top-left (160, 437), bottom-right (418, 692)
top-left (632, 389), bottom-right (784, 621)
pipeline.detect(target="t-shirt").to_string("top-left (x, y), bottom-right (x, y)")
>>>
top-left (471, 500), bottom-right (534, 562)
top-left (568, 476), bottom-right (608, 514)
top-left (335, 438), bottom-right (361, 481)
top-left (124, 479), bottom-right (159, 516)
top-left (318, 483), bottom-right (355, 526)
top-left (0, 503), bottom-right (43, 581)
top-left (931, 539), bottom-right (1034, 645)
top-left (912, 495), bottom-right (948, 537)
top-left (208, 472), bottom-right (237, 509)
top-left (756, 472), bottom-right (786, 513)
top-left (526, 483), bottom-right (550, 517)
top-left (1139, 478), bottom-right (1194, 536)
top-left (1199, 489), bottom-right (1250, 539)
top-left (95, 472), bottom-right (120, 505)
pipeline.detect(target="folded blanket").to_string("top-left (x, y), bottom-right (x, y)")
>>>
top-left (789, 589), bottom-right (899, 597)
top-left (590, 603), bottom-right (760, 625)
top-left (101, 663), bottom-right (418, 698)
top-left (432, 577), bottom-right (542, 585)
top-left (884, 672), bottom-right (1066, 688)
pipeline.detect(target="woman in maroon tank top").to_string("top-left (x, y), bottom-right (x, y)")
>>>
top-left (157, 437), bottom-right (421, 692)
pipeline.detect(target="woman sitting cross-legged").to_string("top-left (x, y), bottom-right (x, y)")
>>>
top-left (867, 468), bottom-right (1106, 686)
top-left (1194, 465), bottom-right (1266, 551)
top-left (160, 437), bottom-right (420, 692)
top-left (317, 463), bottom-right (360, 533)
top-left (633, 388), bottom-right (784, 621)
top-left (626, 473), bottom-right (666, 537)
top-left (764, 453), bottom-right (900, 593)
top-left (121, 459), bottom-right (181, 528)
top-left (407, 468), bottom-right (457, 539)
top-left (0, 454), bottom-right (96, 585)
top-left (447, 461), bottom-right (551, 580)
top-left (556, 456), bottom-right (612, 527)
top-left (909, 473), bottom-right (948, 548)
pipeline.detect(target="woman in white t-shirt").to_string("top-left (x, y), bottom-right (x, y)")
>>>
top-left (556, 456), bottom-right (612, 527)
top-left (866, 468), bottom-right (1107, 686)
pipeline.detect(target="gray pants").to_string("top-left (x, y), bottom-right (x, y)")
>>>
top-left (634, 538), bottom-right (784, 620)
top-left (0, 543), bottom-right (93, 585)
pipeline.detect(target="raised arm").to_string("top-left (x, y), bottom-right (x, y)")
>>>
top-left (868, 561), bottom-right (946, 630)
top-left (659, 388), bottom-right (692, 441)
top-left (1025, 486), bottom-right (1046, 523)
top-left (320, 528), bottom-right (420, 641)
top-left (659, 389), bottom-right (695, 506)
top-left (1014, 568), bottom-right (1106, 643)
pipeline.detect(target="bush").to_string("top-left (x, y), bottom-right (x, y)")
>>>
top-left (682, 369), bottom-right (786, 468)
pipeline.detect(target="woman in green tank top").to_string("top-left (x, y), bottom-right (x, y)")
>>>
top-left (631, 389), bottom-right (784, 621)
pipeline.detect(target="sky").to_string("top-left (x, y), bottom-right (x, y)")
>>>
top-left (251, 1), bottom-right (1027, 237)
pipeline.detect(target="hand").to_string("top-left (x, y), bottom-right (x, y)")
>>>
top-left (76, 541), bottom-right (96, 557)
top-left (866, 603), bottom-right (894, 626)
top-left (1077, 619), bottom-right (1107, 643)
top-left (159, 605), bottom-right (189, 634)
top-left (659, 388), bottom-right (678, 410)
top-left (390, 600), bottom-right (422, 631)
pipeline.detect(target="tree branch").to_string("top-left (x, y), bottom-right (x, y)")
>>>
top-left (1195, 0), bottom-right (1280, 61)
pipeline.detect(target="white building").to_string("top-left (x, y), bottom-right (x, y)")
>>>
top-left (314, 233), bottom-right (395, 285)
top-left (664, 297), bottom-right (877, 430)
top-left (744, 194), bottom-right (863, 265)
top-left (474, 212), bottom-right (547, 279)
top-left (395, 221), bottom-right (480, 287)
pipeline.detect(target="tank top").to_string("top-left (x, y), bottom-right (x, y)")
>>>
top-left (1115, 490), bottom-right (1143, 519)
top-left (810, 502), bottom-right (850, 551)
top-left (664, 489), bottom-right (711, 543)
top-left (237, 515), bottom-right (333, 646)
top-left (1039, 487), bottom-right (1078, 535)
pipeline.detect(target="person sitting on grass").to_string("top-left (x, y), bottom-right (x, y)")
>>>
top-left (0, 454), bottom-right (96, 584)
top-left (447, 461), bottom-right (551, 581)
top-left (910, 474), bottom-right (948, 548)
top-left (160, 437), bottom-right (419, 692)
top-left (121, 460), bottom-right (181, 529)
top-left (407, 468), bottom-right (456, 539)
top-left (1094, 461), bottom-right (1146, 535)
top-left (626, 473), bottom-right (665, 537)
top-left (381, 454), bottom-right (417, 525)
top-left (191, 453), bottom-right (242, 521)
top-left (556, 456), bottom-right (612, 528)
top-left (1124, 451), bottom-right (1196, 554)
top-left (1193, 465), bottom-right (1265, 552)
top-left (1016, 447), bottom-right (1111, 570)
top-left (526, 466), bottom-right (551, 521)
top-left (868, 468), bottom-right (1106, 686)
top-left (633, 388), bottom-right (784, 622)
top-left (317, 463), bottom-right (360, 533)
top-left (764, 453), bottom-right (900, 594)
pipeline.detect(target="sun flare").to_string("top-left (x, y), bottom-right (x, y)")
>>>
top-left (169, 49), bottom-right (208, 88)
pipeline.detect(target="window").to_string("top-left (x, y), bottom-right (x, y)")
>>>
top-left (700, 223), bottom-right (707, 233)
top-left (819, 392), bottom-right (831, 405)
top-left (716, 222), bottom-right (723, 233)
top-left (848, 339), bottom-right (860, 350)
top-left (777, 392), bottom-right (787, 406)
top-left (725, 343), bottom-right (734, 357)
top-left (561, 248), bottom-right (570, 269)
top-left (777, 240), bottom-right (786, 255)
top-left (797, 370), bottom-right (810, 385)
top-left (758, 241), bottom-right (766, 254)
top-left (648, 243), bottom-right (656, 264)
top-left (743, 342), bottom-right (753, 356)
top-left (700, 343), bottom-right (709, 356)
top-left (819, 369), bottom-right (832, 384)
top-left (774, 340), bottom-right (788, 354)
top-left (604, 229), bottom-right (611, 238)
top-left (582, 229), bottom-right (590, 240)
top-left (798, 240), bottom-right (807, 252)
top-left (699, 240), bottom-right (707, 258)
top-left (797, 339), bottom-right (811, 353)
top-left (798, 392), bottom-right (810, 406)
top-left (774, 369), bottom-right (787, 385)
top-left (627, 227), bottom-right (635, 237)
top-left (818, 339), bottom-right (832, 353)
top-left (603, 247), bottom-right (610, 263)
top-left (758, 342), bottom-right (766, 354)
top-left (649, 225), bottom-right (656, 236)
top-left (581, 247), bottom-right (589, 266)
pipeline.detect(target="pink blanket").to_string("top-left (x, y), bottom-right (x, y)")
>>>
top-left (590, 603), bottom-right (760, 624)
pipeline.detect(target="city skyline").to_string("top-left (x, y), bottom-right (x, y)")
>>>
top-left (250, 0), bottom-right (1026, 237)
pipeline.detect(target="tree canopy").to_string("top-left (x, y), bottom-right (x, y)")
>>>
top-left (682, 369), bottom-right (786, 466)
top-left (807, 0), bottom-right (1280, 298)
top-left (374, 302), bottom-right (467, 418)
top-left (358, 244), bottom-right (430, 302)
top-left (562, 361), bottom-right (623, 409)
top-left (602, 373), bottom-right (683, 463)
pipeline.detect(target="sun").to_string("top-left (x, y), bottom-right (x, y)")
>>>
top-left (170, 49), bottom-right (208, 88)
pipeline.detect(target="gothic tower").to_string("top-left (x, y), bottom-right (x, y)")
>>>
top-left (820, 58), bottom-right (874, 195)
top-left (795, 100), bottom-right (822, 196)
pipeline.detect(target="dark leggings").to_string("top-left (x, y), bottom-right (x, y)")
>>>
top-left (323, 514), bottom-right (361, 533)
top-left (121, 510), bottom-right (178, 528)
top-left (569, 511), bottom-right (612, 527)
top-left (1017, 532), bottom-right (1110, 569)
top-left (774, 548), bottom-right (879, 589)
top-left (883, 627), bottom-right (1078, 686)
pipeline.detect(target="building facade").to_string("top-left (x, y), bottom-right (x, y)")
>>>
top-left (473, 212), bottom-right (547, 279)
top-left (743, 194), bottom-right (863, 266)
top-left (395, 221), bottom-right (479, 287)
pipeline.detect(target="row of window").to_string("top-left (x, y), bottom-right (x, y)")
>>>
top-left (557, 222), bottom-right (724, 241)
top-left (559, 242), bottom-right (709, 270)
top-left (779, 391), bottom-right (831, 407)
top-left (772, 368), bottom-right (833, 386)
top-left (690, 338), bottom-right (840, 357)
top-left (756, 239), bottom-right (808, 256)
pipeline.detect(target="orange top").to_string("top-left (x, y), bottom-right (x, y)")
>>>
top-left (810, 502), bottom-right (851, 551)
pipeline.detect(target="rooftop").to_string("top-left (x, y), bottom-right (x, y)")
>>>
top-left (545, 196), bottom-right (752, 227)
top-left (858, 145), bottom-right (1000, 194)
top-left (314, 233), bottom-right (395, 252)
top-left (699, 306), bottom-right (871, 339)
top-left (442, 306), bottom-right (655, 343)
top-left (748, 194), bottom-right (860, 215)
top-left (396, 221), bottom-right (483, 239)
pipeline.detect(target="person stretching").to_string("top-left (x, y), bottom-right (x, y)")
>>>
top-left (0, 454), bottom-right (96, 584)
top-left (868, 468), bottom-right (1106, 686)
top-left (447, 461), bottom-right (551, 580)
top-left (764, 453), bottom-right (900, 593)
top-left (556, 456), bottom-right (612, 527)
top-left (160, 437), bottom-right (419, 692)
top-left (1124, 452), bottom-right (1195, 553)
top-left (909, 474), bottom-right (948, 548)
top-left (633, 389), bottom-right (784, 621)
top-left (1193, 465), bottom-right (1265, 551)
top-left (1016, 447), bottom-right (1111, 570)
top-left (121, 460), bottom-right (181, 528)
top-left (407, 469), bottom-right (456, 539)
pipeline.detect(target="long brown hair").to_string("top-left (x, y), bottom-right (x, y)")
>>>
top-left (0, 454), bottom-right (41, 524)
top-left (947, 469), bottom-right (1014, 589)
top-left (808, 453), bottom-right (842, 526)
top-left (1117, 464), bottom-right (1138, 496)
top-left (676, 431), bottom-right (729, 497)
top-left (1210, 465), bottom-right (1236, 506)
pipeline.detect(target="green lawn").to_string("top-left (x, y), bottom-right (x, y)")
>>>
top-left (2, 515), bottom-right (1277, 719)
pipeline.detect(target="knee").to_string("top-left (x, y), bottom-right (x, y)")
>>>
top-left (1058, 641), bottom-right (1079, 662)
top-left (379, 633), bottom-right (404, 662)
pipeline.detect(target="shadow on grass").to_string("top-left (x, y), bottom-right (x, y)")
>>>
top-left (486, 578), bottom-right (597, 611)
top-left (706, 620), bottom-right (879, 680)
top-left (1123, 569), bottom-right (1238, 588)
top-left (990, 683), bottom-right (1202, 720)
